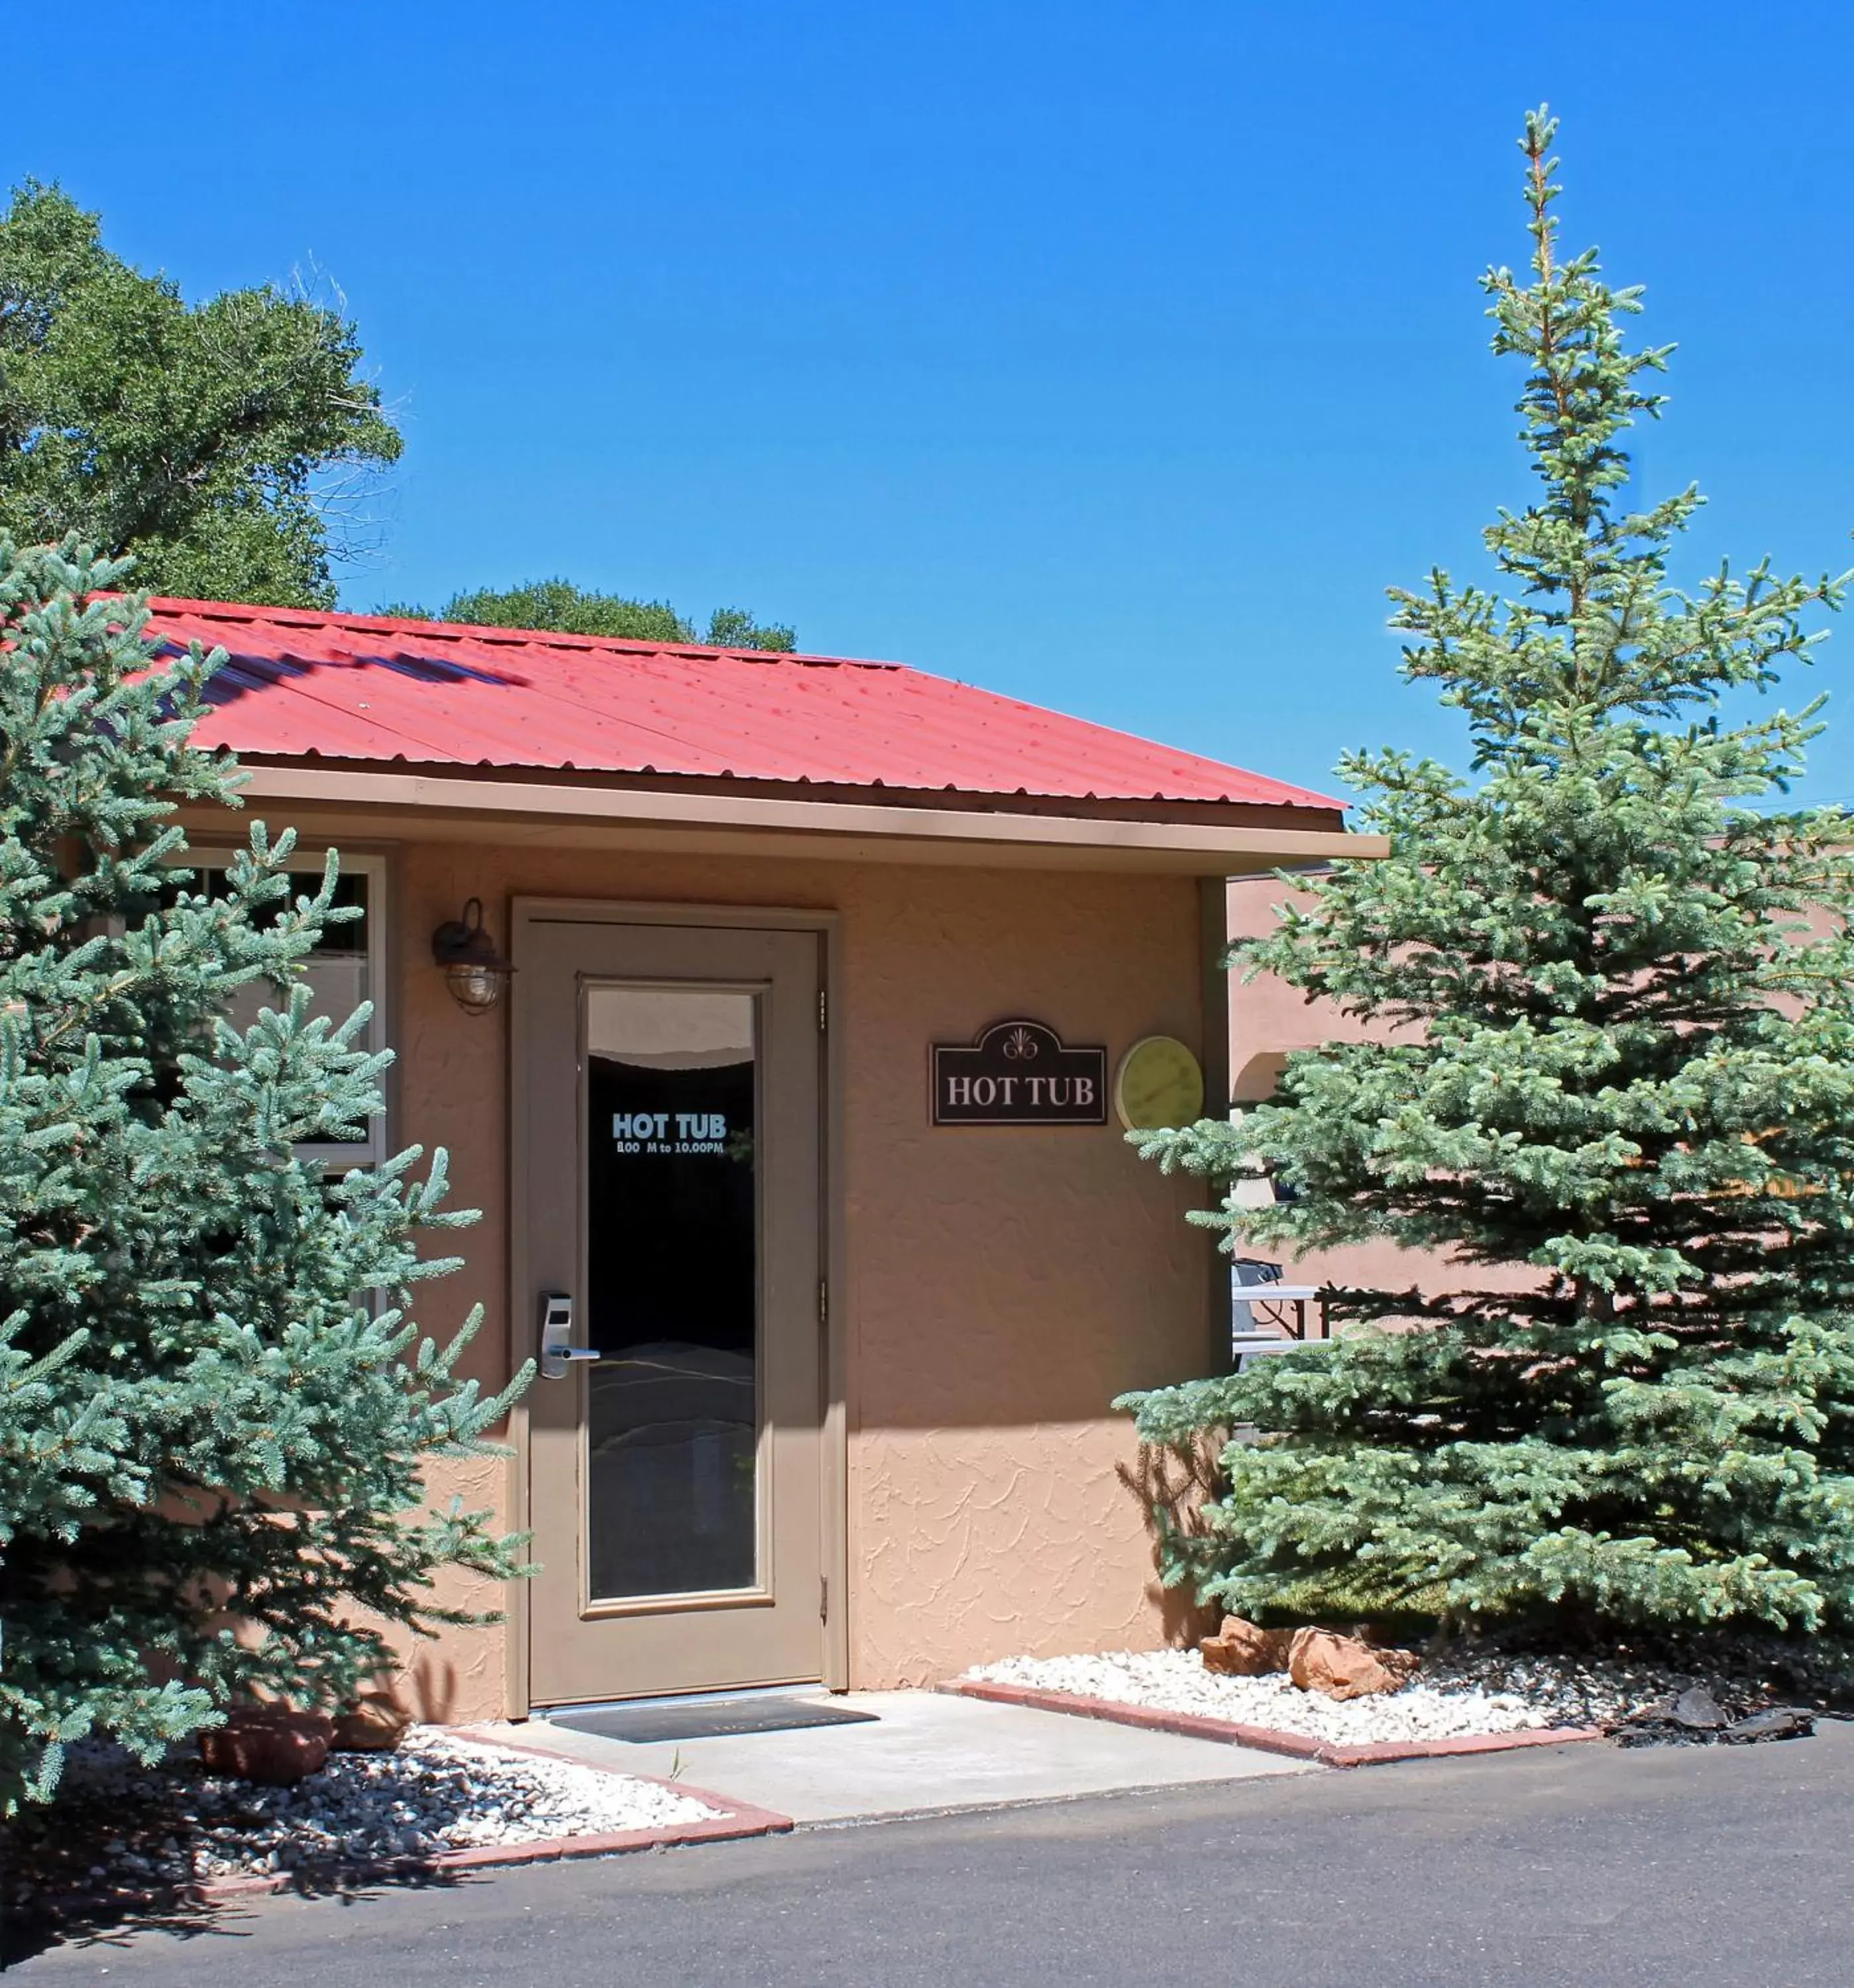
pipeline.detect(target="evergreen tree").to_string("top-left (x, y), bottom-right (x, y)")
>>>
top-left (0, 539), bottom-right (529, 1810)
top-left (0, 182), bottom-right (401, 608)
top-left (1122, 111), bottom-right (1854, 1643)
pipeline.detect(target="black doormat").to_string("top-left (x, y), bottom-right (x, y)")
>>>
top-left (546, 1696), bottom-right (880, 1744)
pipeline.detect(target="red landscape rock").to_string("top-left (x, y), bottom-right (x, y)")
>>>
top-left (1287, 1628), bottom-right (1421, 1700)
top-left (1198, 1616), bottom-right (1293, 1675)
top-left (198, 1706), bottom-right (335, 1785)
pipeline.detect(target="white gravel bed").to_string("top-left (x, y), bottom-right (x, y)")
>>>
top-left (23, 1725), bottom-right (721, 1896)
top-left (964, 1647), bottom-right (1671, 1745)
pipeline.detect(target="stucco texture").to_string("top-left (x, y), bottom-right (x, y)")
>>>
top-left (299, 833), bottom-right (1219, 1720)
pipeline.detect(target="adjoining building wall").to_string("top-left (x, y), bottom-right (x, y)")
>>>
top-left (1225, 873), bottom-right (1541, 1303)
top-left (282, 828), bottom-right (1219, 1720)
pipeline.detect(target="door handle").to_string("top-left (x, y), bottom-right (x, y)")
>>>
top-left (539, 1291), bottom-right (604, 1380)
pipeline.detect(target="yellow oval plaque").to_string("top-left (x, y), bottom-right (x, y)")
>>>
top-left (1113, 1035), bottom-right (1205, 1131)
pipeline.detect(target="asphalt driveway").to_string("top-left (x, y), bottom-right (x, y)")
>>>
top-left (13, 1722), bottom-right (1853, 1987)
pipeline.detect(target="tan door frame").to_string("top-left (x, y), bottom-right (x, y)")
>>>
top-left (503, 896), bottom-right (847, 1716)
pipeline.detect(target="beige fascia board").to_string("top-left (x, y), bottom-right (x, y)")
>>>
top-left (226, 764), bottom-right (1387, 875)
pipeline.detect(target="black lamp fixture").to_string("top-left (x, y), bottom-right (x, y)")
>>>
top-left (431, 897), bottom-right (512, 1015)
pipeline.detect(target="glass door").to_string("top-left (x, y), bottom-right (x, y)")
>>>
top-left (521, 918), bottom-right (824, 1706)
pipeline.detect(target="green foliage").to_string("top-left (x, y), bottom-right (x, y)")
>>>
top-left (0, 539), bottom-right (531, 1810)
top-left (1121, 110), bottom-right (1854, 1644)
top-left (0, 181), bottom-right (401, 608)
top-left (381, 577), bottom-right (796, 651)
top-left (700, 604), bottom-right (797, 652)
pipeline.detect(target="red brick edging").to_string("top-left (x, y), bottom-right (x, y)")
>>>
top-left (940, 1677), bottom-right (1607, 1769)
top-left (193, 1732), bottom-right (792, 1902)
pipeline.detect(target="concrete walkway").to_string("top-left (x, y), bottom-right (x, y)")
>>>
top-left (482, 1688), bottom-right (1309, 1824)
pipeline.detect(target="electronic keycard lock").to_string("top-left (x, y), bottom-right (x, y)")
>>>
top-left (539, 1292), bottom-right (602, 1380)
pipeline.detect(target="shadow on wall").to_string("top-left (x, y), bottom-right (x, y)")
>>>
top-left (1118, 1431), bottom-right (1225, 1649)
top-left (398, 1655), bottom-right (468, 1726)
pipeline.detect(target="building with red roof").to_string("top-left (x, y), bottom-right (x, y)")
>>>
top-left (154, 595), bottom-right (1376, 1716)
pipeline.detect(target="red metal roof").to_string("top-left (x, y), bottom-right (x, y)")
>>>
top-left (145, 598), bottom-right (1342, 812)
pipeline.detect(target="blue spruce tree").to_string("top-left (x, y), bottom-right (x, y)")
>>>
top-left (0, 541), bottom-right (531, 1809)
top-left (1122, 111), bottom-right (1854, 1646)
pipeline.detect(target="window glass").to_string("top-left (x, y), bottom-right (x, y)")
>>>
top-left (582, 985), bottom-right (760, 1600)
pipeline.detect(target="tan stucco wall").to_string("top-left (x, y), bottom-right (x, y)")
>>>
top-left (332, 834), bottom-right (1217, 1718)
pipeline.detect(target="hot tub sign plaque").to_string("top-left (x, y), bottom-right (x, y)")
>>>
top-left (931, 1019), bottom-right (1109, 1127)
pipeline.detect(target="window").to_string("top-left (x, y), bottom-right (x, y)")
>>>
top-left (180, 850), bottom-right (391, 1170)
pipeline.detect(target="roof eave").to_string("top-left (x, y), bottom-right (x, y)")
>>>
top-left (217, 760), bottom-right (1383, 876)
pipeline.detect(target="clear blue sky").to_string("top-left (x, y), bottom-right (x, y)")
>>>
top-left (28, 0), bottom-right (1854, 804)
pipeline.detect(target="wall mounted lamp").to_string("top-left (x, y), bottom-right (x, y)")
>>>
top-left (431, 897), bottom-right (513, 1015)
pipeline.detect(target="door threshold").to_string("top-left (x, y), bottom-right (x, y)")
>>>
top-left (537, 1681), bottom-right (830, 1720)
